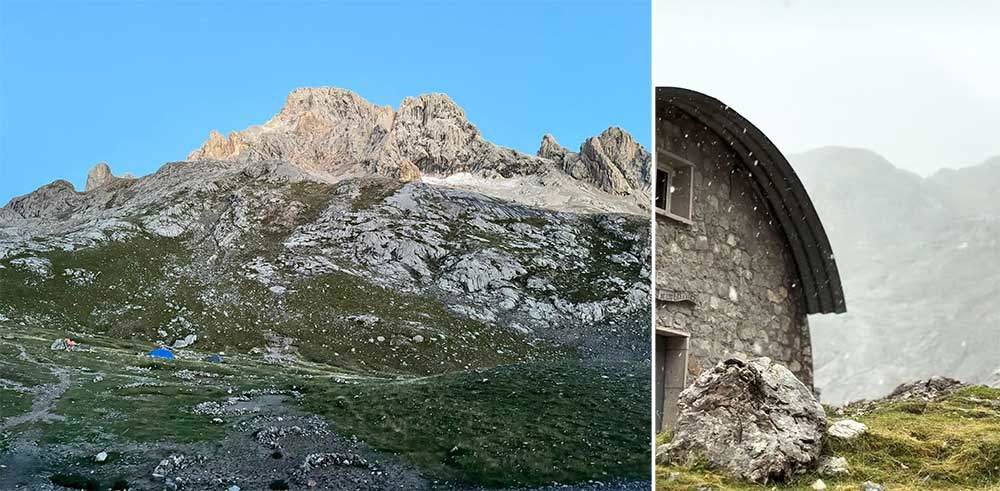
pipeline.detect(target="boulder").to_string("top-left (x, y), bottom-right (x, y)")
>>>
top-left (827, 419), bottom-right (867, 440)
top-left (861, 481), bottom-right (885, 491)
top-left (662, 357), bottom-right (826, 483)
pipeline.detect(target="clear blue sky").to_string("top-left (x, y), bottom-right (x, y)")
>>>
top-left (0, 0), bottom-right (650, 203)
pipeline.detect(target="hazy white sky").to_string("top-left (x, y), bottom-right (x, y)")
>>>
top-left (653, 1), bottom-right (1000, 175)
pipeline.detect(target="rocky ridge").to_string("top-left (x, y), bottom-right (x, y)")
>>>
top-left (186, 87), bottom-right (650, 202)
top-left (0, 88), bottom-right (651, 367)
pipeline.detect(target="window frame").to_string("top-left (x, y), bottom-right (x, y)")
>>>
top-left (655, 150), bottom-right (695, 224)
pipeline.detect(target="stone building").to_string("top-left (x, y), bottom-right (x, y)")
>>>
top-left (654, 87), bottom-right (847, 431)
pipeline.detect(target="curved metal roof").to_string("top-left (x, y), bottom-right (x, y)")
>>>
top-left (657, 87), bottom-right (846, 315)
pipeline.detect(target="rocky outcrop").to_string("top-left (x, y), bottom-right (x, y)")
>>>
top-left (887, 376), bottom-right (964, 401)
top-left (85, 162), bottom-right (114, 191)
top-left (2, 180), bottom-right (81, 219)
top-left (188, 87), bottom-right (648, 197)
top-left (536, 128), bottom-right (650, 196)
top-left (188, 88), bottom-right (543, 181)
top-left (660, 357), bottom-right (826, 483)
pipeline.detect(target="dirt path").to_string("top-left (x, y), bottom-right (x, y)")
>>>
top-left (0, 343), bottom-right (72, 430)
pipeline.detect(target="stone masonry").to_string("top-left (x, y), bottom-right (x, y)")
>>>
top-left (656, 106), bottom-right (813, 386)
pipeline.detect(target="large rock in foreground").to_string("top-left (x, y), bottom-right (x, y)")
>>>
top-left (662, 357), bottom-right (826, 483)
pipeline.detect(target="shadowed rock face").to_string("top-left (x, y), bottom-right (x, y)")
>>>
top-left (3, 180), bottom-right (81, 219)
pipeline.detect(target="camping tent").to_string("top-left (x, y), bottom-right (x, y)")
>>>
top-left (148, 347), bottom-right (175, 360)
top-left (204, 354), bottom-right (224, 363)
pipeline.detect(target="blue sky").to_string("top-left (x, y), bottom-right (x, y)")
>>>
top-left (0, 0), bottom-right (650, 203)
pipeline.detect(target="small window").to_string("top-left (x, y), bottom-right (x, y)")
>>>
top-left (655, 153), bottom-right (694, 223)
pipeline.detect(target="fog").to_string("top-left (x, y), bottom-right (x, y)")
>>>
top-left (653, 0), bottom-right (1000, 175)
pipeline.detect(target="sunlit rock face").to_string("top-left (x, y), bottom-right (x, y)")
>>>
top-left (187, 87), bottom-right (650, 201)
top-left (536, 128), bottom-right (651, 196)
top-left (655, 105), bottom-right (814, 388)
top-left (85, 162), bottom-right (114, 191)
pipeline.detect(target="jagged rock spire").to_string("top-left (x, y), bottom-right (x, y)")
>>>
top-left (85, 162), bottom-right (114, 192)
top-left (537, 127), bottom-right (651, 196)
top-left (187, 87), bottom-right (648, 195)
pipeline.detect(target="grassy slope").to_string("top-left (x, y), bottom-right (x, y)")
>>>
top-left (299, 360), bottom-right (650, 487)
top-left (657, 386), bottom-right (1000, 490)
top-left (0, 180), bottom-right (650, 486)
top-left (0, 329), bottom-right (648, 487)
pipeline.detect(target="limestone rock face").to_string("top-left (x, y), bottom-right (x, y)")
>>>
top-left (188, 87), bottom-right (648, 196)
top-left (85, 162), bottom-right (115, 192)
top-left (187, 88), bottom-right (541, 181)
top-left (536, 127), bottom-right (651, 196)
top-left (537, 134), bottom-right (569, 161)
top-left (371, 93), bottom-right (543, 179)
top-left (3, 180), bottom-right (81, 219)
top-left (664, 357), bottom-right (826, 483)
top-left (189, 88), bottom-right (396, 176)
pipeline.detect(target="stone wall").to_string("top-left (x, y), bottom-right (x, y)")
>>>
top-left (656, 106), bottom-right (813, 386)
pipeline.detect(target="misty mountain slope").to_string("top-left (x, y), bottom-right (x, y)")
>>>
top-left (792, 146), bottom-right (1000, 404)
top-left (0, 88), bottom-right (651, 488)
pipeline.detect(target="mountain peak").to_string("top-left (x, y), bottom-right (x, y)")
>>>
top-left (537, 134), bottom-right (568, 160)
top-left (185, 87), bottom-right (648, 196)
top-left (535, 127), bottom-right (650, 196)
top-left (85, 162), bottom-right (114, 192)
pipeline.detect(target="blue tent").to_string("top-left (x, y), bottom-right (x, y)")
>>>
top-left (148, 347), bottom-right (175, 360)
top-left (204, 354), bottom-right (223, 363)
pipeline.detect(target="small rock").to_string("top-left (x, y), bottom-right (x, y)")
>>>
top-left (95, 451), bottom-right (108, 463)
top-left (828, 419), bottom-right (867, 440)
top-left (861, 481), bottom-right (885, 491)
top-left (811, 479), bottom-right (827, 490)
top-left (376, 336), bottom-right (386, 343)
top-left (172, 333), bottom-right (197, 349)
top-left (307, 479), bottom-right (317, 488)
top-left (269, 285), bottom-right (287, 295)
top-left (227, 486), bottom-right (241, 491)
top-left (817, 456), bottom-right (849, 476)
top-left (412, 334), bottom-right (425, 343)
top-left (212, 417), bottom-right (224, 424)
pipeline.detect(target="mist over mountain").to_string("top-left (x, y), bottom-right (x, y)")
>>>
top-left (793, 146), bottom-right (1000, 404)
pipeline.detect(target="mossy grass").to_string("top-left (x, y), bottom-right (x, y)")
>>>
top-left (298, 360), bottom-right (650, 487)
top-left (351, 179), bottom-right (404, 211)
top-left (657, 386), bottom-right (1000, 490)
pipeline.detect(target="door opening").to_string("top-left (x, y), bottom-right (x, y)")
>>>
top-left (655, 328), bottom-right (689, 433)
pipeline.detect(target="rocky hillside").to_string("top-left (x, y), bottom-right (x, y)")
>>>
top-left (0, 88), bottom-right (651, 488)
top-left (791, 147), bottom-right (1000, 404)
